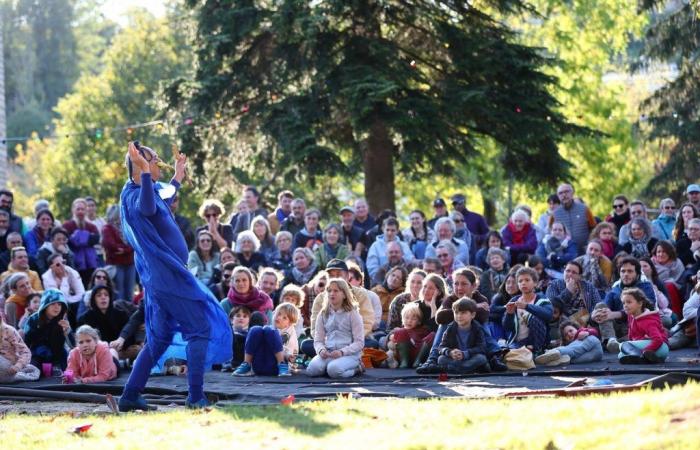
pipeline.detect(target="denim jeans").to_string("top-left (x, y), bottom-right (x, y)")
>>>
top-left (556, 335), bottom-right (603, 364)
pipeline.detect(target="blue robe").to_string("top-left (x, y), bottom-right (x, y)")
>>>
top-left (120, 176), bottom-right (231, 368)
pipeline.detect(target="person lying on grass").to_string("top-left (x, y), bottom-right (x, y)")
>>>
top-left (64, 324), bottom-right (118, 384)
top-left (535, 320), bottom-right (603, 367)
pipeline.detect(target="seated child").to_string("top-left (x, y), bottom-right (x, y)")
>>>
top-left (17, 293), bottom-right (41, 338)
top-left (436, 298), bottom-right (489, 374)
top-left (65, 325), bottom-right (118, 384)
top-left (502, 267), bottom-right (553, 354)
top-left (535, 320), bottom-right (603, 366)
top-left (228, 305), bottom-right (252, 370)
top-left (233, 303), bottom-right (299, 377)
top-left (619, 288), bottom-right (669, 364)
top-left (388, 303), bottom-right (434, 369)
top-left (0, 315), bottom-right (40, 382)
top-left (23, 289), bottom-right (75, 376)
top-left (306, 278), bottom-right (365, 379)
top-left (280, 284), bottom-right (307, 341)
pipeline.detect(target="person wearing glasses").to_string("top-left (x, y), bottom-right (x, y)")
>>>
top-left (41, 253), bottom-right (85, 327)
top-left (605, 195), bottom-right (630, 238)
top-left (195, 199), bottom-right (234, 251)
top-left (618, 201), bottom-right (664, 246)
top-left (450, 193), bottom-right (490, 248)
top-left (118, 142), bottom-right (231, 410)
top-left (187, 230), bottom-right (220, 286)
top-left (653, 198), bottom-right (677, 242)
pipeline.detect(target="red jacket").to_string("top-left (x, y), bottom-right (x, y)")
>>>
top-left (627, 309), bottom-right (668, 353)
top-left (101, 224), bottom-right (134, 266)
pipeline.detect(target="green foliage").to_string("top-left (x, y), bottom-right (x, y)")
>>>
top-left (168, 0), bottom-right (586, 214)
top-left (506, 0), bottom-right (652, 218)
top-left (636, 1), bottom-right (700, 203)
top-left (18, 11), bottom-right (192, 219)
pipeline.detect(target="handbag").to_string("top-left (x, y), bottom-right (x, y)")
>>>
top-left (504, 346), bottom-right (535, 371)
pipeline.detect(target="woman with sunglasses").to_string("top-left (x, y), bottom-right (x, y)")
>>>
top-left (195, 199), bottom-right (234, 251)
top-left (653, 198), bottom-right (677, 242)
top-left (41, 253), bottom-right (85, 328)
top-left (605, 195), bottom-right (630, 238)
top-left (187, 230), bottom-right (220, 286)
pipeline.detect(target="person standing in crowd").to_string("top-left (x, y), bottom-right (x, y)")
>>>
top-left (280, 198), bottom-right (306, 237)
top-left (267, 190), bottom-right (294, 234)
top-left (451, 193), bottom-right (489, 247)
top-left (102, 205), bottom-right (135, 302)
top-left (686, 184), bottom-right (700, 211)
top-left (338, 206), bottom-right (366, 258)
top-left (552, 184), bottom-right (596, 254)
top-left (427, 198), bottom-right (449, 230)
top-left (62, 198), bottom-right (100, 286)
top-left (169, 195), bottom-right (196, 250)
top-left (231, 186), bottom-right (269, 237)
top-left (352, 199), bottom-right (376, 233)
top-left (536, 194), bottom-right (560, 241)
top-left (605, 195), bottom-right (630, 238)
top-left (0, 189), bottom-right (27, 236)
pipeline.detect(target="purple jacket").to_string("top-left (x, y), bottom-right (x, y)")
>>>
top-left (456, 207), bottom-right (490, 245)
top-left (63, 220), bottom-right (100, 271)
top-left (502, 223), bottom-right (538, 263)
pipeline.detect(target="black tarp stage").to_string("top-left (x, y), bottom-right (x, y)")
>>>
top-left (1, 348), bottom-right (698, 409)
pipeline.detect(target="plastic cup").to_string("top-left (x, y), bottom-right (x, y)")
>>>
top-left (41, 363), bottom-right (53, 378)
top-left (63, 369), bottom-right (74, 384)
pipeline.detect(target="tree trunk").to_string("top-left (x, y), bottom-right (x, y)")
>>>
top-left (363, 116), bottom-right (395, 215)
top-left (482, 196), bottom-right (497, 226)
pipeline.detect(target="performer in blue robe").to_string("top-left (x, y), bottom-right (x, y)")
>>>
top-left (118, 142), bottom-right (232, 411)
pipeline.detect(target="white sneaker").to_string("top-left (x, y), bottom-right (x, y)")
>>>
top-left (606, 339), bottom-right (620, 354)
top-left (535, 349), bottom-right (561, 365)
top-left (546, 354), bottom-right (571, 366)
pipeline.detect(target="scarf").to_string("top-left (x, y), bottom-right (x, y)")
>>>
top-left (507, 221), bottom-right (531, 244)
top-left (600, 239), bottom-right (615, 259)
top-left (292, 261), bottom-right (318, 285)
top-left (609, 211), bottom-right (630, 232)
top-left (227, 286), bottom-right (273, 313)
top-left (580, 256), bottom-right (608, 290)
top-left (544, 235), bottom-right (569, 255)
top-left (323, 243), bottom-right (340, 260)
top-left (628, 235), bottom-right (650, 258)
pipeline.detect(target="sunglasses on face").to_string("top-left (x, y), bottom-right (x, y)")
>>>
top-left (454, 219), bottom-right (464, 223)
top-left (223, 273), bottom-right (232, 279)
top-left (199, 238), bottom-right (212, 243)
top-left (613, 204), bottom-right (625, 209)
top-left (205, 213), bottom-right (219, 218)
top-left (94, 274), bottom-right (107, 280)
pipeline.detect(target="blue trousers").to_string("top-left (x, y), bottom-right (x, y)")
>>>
top-left (427, 323), bottom-right (501, 363)
top-left (245, 326), bottom-right (282, 376)
top-left (114, 264), bottom-right (137, 302)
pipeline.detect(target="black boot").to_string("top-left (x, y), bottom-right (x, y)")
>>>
top-left (412, 342), bottom-right (431, 369)
top-left (489, 354), bottom-right (508, 372)
top-left (416, 357), bottom-right (441, 374)
top-left (619, 341), bottom-right (645, 364)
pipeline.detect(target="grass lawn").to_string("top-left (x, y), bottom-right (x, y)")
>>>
top-left (2, 383), bottom-right (699, 449)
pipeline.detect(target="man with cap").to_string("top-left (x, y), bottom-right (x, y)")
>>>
top-left (427, 198), bottom-right (449, 231)
top-left (451, 193), bottom-right (490, 247)
top-left (338, 206), bottom-right (365, 258)
top-left (687, 184), bottom-right (700, 211)
top-left (300, 258), bottom-right (377, 358)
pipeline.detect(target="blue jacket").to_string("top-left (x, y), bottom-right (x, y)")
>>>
top-left (502, 294), bottom-right (553, 345)
top-left (536, 236), bottom-right (578, 272)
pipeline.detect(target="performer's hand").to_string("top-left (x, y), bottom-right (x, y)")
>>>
top-left (128, 142), bottom-right (150, 173)
top-left (173, 145), bottom-right (187, 183)
top-left (110, 337), bottom-right (125, 351)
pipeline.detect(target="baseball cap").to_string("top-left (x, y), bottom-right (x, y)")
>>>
top-left (687, 184), bottom-right (700, 194)
top-left (433, 198), bottom-right (446, 207)
top-left (326, 259), bottom-right (349, 272)
top-left (339, 206), bottom-right (355, 215)
top-left (451, 193), bottom-right (466, 205)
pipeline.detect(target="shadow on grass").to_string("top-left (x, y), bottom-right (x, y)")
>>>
top-left (218, 404), bottom-right (339, 437)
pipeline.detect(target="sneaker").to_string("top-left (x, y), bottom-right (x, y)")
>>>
top-left (642, 351), bottom-right (664, 364)
top-left (233, 361), bottom-right (254, 377)
top-left (278, 361), bottom-right (291, 377)
top-left (118, 394), bottom-right (158, 412)
top-left (416, 360), bottom-right (441, 375)
top-left (546, 354), bottom-right (571, 366)
top-left (535, 349), bottom-right (561, 365)
top-left (606, 339), bottom-right (620, 354)
top-left (220, 362), bottom-right (233, 372)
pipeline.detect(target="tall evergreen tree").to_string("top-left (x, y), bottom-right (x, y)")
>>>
top-left (637, 0), bottom-right (700, 199)
top-left (169, 0), bottom-right (586, 212)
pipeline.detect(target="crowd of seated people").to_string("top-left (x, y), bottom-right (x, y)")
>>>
top-left (1, 181), bottom-right (700, 383)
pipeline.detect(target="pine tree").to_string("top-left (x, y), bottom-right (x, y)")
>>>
top-left (170, 0), bottom-right (586, 212)
top-left (637, 0), bottom-right (700, 199)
